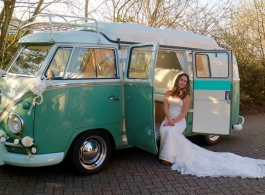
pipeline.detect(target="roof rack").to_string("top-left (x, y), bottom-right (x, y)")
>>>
top-left (20, 14), bottom-right (101, 43)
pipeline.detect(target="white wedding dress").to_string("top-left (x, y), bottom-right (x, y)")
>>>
top-left (159, 96), bottom-right (265, 178)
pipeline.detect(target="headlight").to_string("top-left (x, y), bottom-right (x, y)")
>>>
top-left (7, 114), bottom-right (24, 134)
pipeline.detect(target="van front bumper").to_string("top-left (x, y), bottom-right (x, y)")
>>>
top-left (0, 142), bottom-right (64, 167)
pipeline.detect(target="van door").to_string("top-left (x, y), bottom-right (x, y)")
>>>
top-left (192, 50), bottom-right (232, 135)
top-left (124, 43), bottom-right (159, 154)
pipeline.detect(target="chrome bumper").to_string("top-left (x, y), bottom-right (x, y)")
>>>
top-left (232, 116), bottom-right (245, 131)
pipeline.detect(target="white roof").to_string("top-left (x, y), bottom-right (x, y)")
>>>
top-left (98, 22), bottom-right (219, 50)
top-left (19, 14), bottom-right (219, 50)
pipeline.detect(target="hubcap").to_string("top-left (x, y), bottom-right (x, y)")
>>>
top-left (208, 135), bottom-right (220, 142)
top-left (79, 136), bottom-right (107, 170)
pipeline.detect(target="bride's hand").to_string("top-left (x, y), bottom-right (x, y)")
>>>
top-left (163, 122), bottom-right (169, 126)
top-left (169, 119), bottom-right (175, 126)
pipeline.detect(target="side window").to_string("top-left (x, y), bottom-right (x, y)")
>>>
top-left (66, 48), bottom-right (117, 79)
top-left (46, 48), bottom-right (72, 78)
top-left (195, 54), bottom-right (210, 77)
top-left (195, 52), bottom-right (229, 78)
top-left (128, 46), bottom-right (153, 79)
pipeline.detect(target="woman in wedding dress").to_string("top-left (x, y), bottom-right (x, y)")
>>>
top-left (159, 73), bottom-right (265, 178)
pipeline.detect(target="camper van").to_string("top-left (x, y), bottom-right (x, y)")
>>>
top-left (0, 14), bottom-right (244, 175)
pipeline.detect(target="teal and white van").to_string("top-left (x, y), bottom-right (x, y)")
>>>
top-left (0, 14), bottom-right (244, 175)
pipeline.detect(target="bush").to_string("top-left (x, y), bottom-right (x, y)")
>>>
top-left (239, 61), bottom-right (265, 107)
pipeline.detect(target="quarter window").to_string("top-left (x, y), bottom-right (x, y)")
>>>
top-left (46, 48), bottom-right (72, 78)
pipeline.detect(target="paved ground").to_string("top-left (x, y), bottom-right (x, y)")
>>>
top-left (0, 114), bottom-right (265, 195)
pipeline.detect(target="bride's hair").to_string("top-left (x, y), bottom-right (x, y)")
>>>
top-left (170, 73), bottom-right (190, 99)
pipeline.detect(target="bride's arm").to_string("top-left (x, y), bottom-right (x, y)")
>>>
top-left (173, 95), bottom-right (190, 123)
top-left (163, 91), bottom-right (175, 126)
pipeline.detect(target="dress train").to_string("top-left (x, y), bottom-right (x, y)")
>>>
top-left (159, 96), bottom-right (265, 178)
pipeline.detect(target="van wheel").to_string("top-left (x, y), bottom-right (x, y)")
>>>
top-left (201, 135), bottom-right (220, 145)
top-left (70, 130), bottom-right (112, 175)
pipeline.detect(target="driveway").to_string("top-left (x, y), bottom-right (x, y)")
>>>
top-left (0, 114), bottom-right (265, 194)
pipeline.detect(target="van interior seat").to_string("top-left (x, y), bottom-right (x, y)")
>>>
top-left (154, 68), bottom-right (184, 101)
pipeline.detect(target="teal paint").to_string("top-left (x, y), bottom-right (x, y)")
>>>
top-left (194, 80), bottom-right (231, 90)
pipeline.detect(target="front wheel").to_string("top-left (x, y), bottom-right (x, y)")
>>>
top-left (201, 135), bottom-right (220, 145)
top-left (69, 130), bottom-right (112, 175)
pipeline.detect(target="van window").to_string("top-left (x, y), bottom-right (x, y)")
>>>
top-left (66, 48), bottom-right (117, 79)
top-left (195, 54), bottom-right (210, 77)
top-left (8, 45), bottom-right (51, 76)
top-left (47, 48), bottom-right (72, 78)
top-left (195, 53), bottom-right (229, 78)
top-left (128, 46), bottom-right (153, 79)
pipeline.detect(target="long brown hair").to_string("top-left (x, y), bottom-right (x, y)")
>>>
top-left (170, 73), bottom-right (190, 99)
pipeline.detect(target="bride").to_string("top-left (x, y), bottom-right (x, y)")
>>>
top-left (159, 73), bottom-right (265, 178)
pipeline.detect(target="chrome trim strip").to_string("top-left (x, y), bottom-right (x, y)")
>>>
top-left (45, 80), bottom-right (122, 91)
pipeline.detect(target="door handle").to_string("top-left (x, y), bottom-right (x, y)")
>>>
top-left (225, 91), bottom-right (231, 104)
top-left (109, 95), bottom-right (120, 101)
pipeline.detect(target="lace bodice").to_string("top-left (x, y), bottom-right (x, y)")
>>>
top-left (168, 96), bottom-right (183, 119)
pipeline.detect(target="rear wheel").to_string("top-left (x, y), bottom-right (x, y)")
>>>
top-left (201, 135), bottom-right (220, 145)
top-left (69, 130), bottom-right (112, 175)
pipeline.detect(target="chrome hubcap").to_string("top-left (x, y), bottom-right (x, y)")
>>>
top-left (79, 136), bottom-right (107, 170)
top-left (208, 135), bottom-right (220, 142)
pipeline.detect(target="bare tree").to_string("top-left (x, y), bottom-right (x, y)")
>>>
top-left (0, 0), bottom-right (78, 67)
top-left (97, 0), bottom-right (193, 28)
top-left (0, 0), bottom-right (16, 55)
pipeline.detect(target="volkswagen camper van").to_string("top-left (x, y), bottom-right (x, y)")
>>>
top-left (0, 14), bottom-right (244, 175)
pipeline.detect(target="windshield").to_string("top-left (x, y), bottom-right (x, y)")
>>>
top-left (7, 45), bottom-right (52, 76)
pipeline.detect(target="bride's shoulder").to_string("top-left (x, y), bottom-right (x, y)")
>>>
top-left (183, 94), bottom-right (190, 102)
top-left (164, 90), bottom-right (171, 96)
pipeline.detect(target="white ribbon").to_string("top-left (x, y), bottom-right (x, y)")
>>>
top-left (26, 151), bottom-right (35, 160)
top-left (0, 78), bottom-right (46, 123)
top-left (27, 79), bottom-right (46, 115)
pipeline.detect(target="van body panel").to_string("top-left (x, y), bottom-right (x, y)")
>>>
top-left (124, 83), bottom-right (157, 153)
top-left (231, 81), bottom-right (240, 125)
top-left (0, 77), bottom-right (38, 113)
top-left (34, 82), bottom-right (123, 153)
top-left (193, 80), bottom-right (231, 90)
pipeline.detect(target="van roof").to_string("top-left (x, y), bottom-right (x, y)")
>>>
top-left (97, 22), bottom-right (219, 50)
top-left (19, 14), bottom-right (219, 50)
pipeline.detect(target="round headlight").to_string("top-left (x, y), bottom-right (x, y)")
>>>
top-left (7, 114), bottom-right (24, 134)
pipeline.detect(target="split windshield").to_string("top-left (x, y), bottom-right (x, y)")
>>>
top-left (7, 45), bottom-right (52, 76)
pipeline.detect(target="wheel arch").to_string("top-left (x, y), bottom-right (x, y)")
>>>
top-left (64, 128), bottom-right (116, 159)
top-left (65, 128), bottom-right (116, 175)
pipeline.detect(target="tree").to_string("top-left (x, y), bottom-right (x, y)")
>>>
top-left (216, 0), bottom-right (265, 106)
top-left (0, 0), bottom-right (71, 68)
top-left (97, 0), bottom-right (193, 27)
top-left (0, 0), bottom-right (16, 68)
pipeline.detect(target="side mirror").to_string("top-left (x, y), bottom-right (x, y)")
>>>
top-left (47, 70), bottom-right (55, 80)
